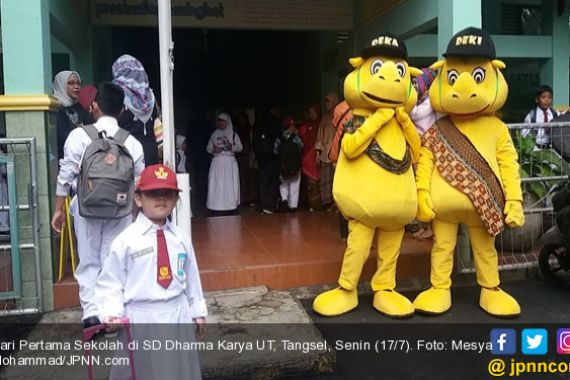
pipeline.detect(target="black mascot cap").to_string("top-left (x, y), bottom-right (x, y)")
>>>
top-left (360, 33), bottom-right (408, 60)
top-left (443, 26), bottom-right (496, 59)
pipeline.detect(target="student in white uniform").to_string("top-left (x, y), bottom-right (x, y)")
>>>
top-left (51, 82), bottom-right (145, 329)
top-left (274, 117), bottom-right (303, 211)
top-left (97, 164), bottom-right (207, 380)
top-left (521, 85), bottom-right (560, 149)
top-left (206, 113), bottom-right (243, 211)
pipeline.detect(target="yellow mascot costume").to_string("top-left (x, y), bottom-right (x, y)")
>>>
top-left (413, 27), bottom-right (525, 317)
top-left (313, 34), bottom-right (422, 317)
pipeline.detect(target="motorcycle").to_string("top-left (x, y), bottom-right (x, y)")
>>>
top-left (538, 224), bottom-right (570, 283)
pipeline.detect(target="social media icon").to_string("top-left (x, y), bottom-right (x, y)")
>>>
top-left (490, 329), bottom-right (516, 355)
top-left (522, 329), bottom-right (548, 355)
top-left (557, 329), bottom-right (570, 354)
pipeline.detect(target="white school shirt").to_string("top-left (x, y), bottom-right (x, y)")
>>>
top-left (96, 212), bottom-right (208, 319)
top-left (521, 107), bottom-right (559, 146)
top-left (56, 116), bottom-right (145, 197)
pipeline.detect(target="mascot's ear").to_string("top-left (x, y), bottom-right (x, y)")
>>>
top-left (349, 57), bottom-right (364, 68)
top-left (409, 67), bottom-right (423, 77)
top-left (491, 59), bottom-right (506, 70)
top-left (430, 60), bottom-right (445, 71)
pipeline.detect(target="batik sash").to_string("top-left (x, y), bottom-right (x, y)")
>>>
top-left (422, 117), bottom-right (505, 237)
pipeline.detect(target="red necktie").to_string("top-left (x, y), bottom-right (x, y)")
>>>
top-left (544, 109), bottom-right (548, 122)
top-left (156, 229), bottom-right (172, 288)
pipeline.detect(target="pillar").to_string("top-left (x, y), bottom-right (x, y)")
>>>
top-left (438, 0), bottom-right (482, 56)
top-left (1, 0), bottom-right (57, 311)
top-left (540, 0), bottom-right (570, 107)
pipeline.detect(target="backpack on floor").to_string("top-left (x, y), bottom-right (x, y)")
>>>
top-left (277, 134), bottom-right (303, 177)
top-left (77, 125), bottom-right (134, 219)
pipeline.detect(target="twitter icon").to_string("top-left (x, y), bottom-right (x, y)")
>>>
top-left (522, 329), bottom-right (548, 355)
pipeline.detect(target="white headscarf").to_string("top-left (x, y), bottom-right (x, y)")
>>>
top-left (53, 71), bottom-right (80, 107)
top-left (211, 113), bottom-right (234, 139)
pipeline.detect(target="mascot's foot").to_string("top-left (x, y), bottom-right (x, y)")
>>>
top-left (480, 288), bottom-right (521, 318)
top-left (413, 287), bottom-right (452, 315)
top-left (372, 290), bottom-right (414, 318)
top-left (313, 287), bottom-right (358, 316)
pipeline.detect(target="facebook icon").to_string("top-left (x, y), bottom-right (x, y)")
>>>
top-left (490, 329), bottom-right (517, 355)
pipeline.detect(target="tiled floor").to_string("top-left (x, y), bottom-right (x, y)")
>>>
top-left (195, 209), bottom-right (433, 291)
top-left (53, 209), bottom-right (433, 308)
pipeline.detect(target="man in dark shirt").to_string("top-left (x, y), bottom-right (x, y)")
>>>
top-left (252, 107), bottom-right (281, 214)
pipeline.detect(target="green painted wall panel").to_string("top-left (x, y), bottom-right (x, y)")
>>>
top-left (1, 0), bottom-right (52, 93)
top-left (437, 0), bottom-right (482, 56)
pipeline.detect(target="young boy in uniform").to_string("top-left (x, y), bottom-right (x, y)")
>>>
top-left (522, 85), bottom-right (560, 149)
top-left (274, 117), bottom-right (304, 211)
top-left (97, 164), bottom-right (207, 380)
top-left (51, 82), bottom-right (145, 328)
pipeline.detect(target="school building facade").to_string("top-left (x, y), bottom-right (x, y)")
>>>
top-left (0, 0), bottom-right (568, 313)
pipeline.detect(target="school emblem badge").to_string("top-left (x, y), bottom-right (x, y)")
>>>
top-left (105, 153), bottom-right (116, 165)
top-left (155, 166), bottom-right (169, 180)
top-left (159, 266), bottom-right (171, 278)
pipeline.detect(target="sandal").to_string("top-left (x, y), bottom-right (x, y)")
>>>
top-left (412, 228), bottom-right (426, 239)
top-left (417, 229), bottom-right (433, 240)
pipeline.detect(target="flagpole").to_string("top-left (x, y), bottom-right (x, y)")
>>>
top-left (158, 0), bottom-right (192, 234)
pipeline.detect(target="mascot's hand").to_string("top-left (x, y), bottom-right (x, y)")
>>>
top-left (504, 200), bottom-right (524, 227)
top-left (371, 108), bottom-right (395, 125)
top-left (417, 189), bottom-right (435, 222)
top-left (395, 106), bottom-right (412, 128)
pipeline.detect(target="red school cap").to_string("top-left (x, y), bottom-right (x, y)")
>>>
top-left (136, 164), bottom-right (181, 192)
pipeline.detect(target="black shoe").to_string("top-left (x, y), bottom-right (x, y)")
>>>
top-left (83, 316), bottom-right (101, 329)
top-left (83, 316), bottom-right (106, 341)
top-left (278, 200), bottom-right (290, 213)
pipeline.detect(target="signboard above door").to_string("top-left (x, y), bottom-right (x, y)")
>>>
top-left (91, 0), bottom-right (354, 31)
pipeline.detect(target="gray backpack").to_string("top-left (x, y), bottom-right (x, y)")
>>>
top-left (77, 125), bottom-right (134, 219)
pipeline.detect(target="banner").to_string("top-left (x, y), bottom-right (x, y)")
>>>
top-left (360, 0), bottom-right (406, 24)
top-left (91, 0), bottom-right (354, 31)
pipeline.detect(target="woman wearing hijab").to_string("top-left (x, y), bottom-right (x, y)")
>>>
top-left (299, 104), bottom-right (321, 211)
top-left (410, 68), bottom-right (438, 240)
top-left (206, 113), bottom-right (243, 212)
top-left (175, 134), bottom-right (188, 173)
top-left (53, 71), bottom-right (89, 160)
top-left (315, 93), bottom-right (340, 210)
top-left (112, 54), bottom-right (159, 166)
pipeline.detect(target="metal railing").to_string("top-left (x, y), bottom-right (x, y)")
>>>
top-left (0, 138), bottom-right (41, 315)
top-left (457, 120), bottom-right (570, 273)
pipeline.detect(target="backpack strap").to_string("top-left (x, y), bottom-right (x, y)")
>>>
top-left (82, 125), bottom-right (100, 142)
top-left (334, 108), bottom-right (352, 130)
top-left (113, 128), bottom-right (130, 145)
top-left (530, 108), bottom-right (537, 124)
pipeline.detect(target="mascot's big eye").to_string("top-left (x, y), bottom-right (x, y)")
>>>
top-left (447, 69), bottom-right (459, 85)
top-left (370, 60), bottom-right (384, 75)
top-left (395, 62), bottom-right (406, 78)
top-left (472, 67), bottom-right (486, 83)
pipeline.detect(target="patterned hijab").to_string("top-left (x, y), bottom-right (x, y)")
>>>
top-left (416, 68), bottom-right (437, 102)
top-left (112, 54), bottom-right (155, 123)
top-left (53, 71), bottom-right (80, 107)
